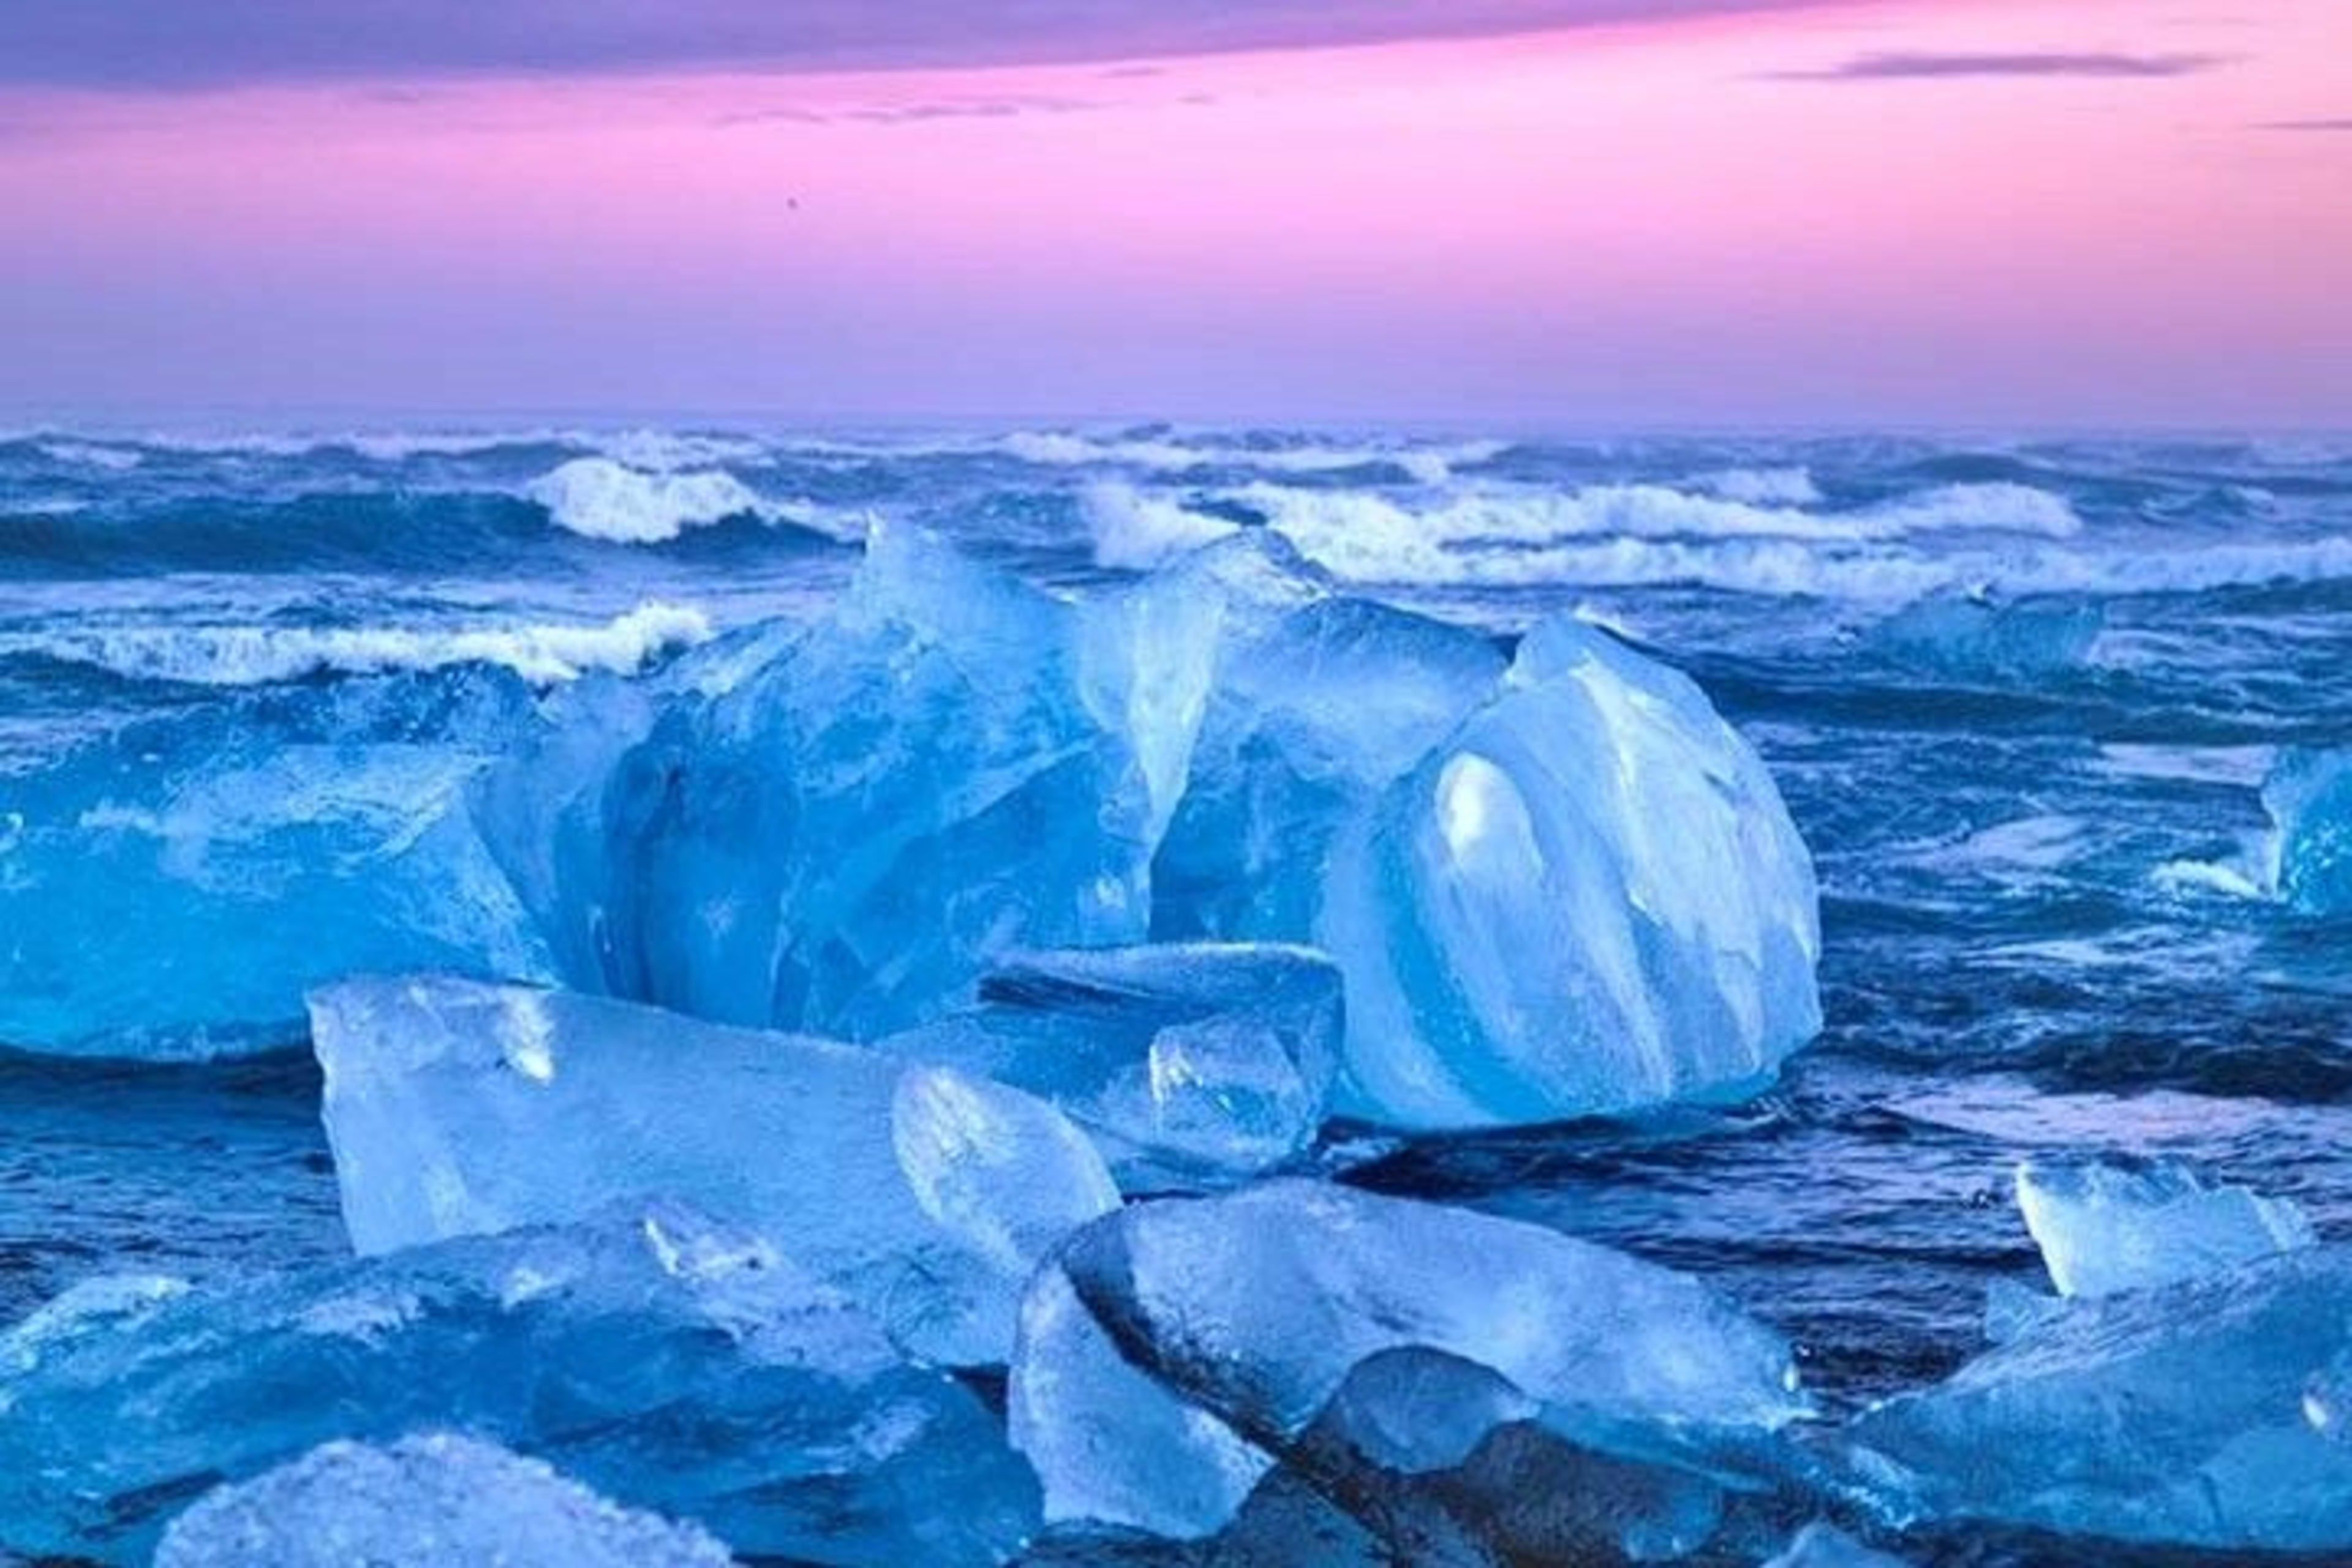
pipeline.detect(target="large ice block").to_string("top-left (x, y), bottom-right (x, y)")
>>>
top-left (0, 1207), bottom-right (1040, 1564)
top-left (1009, 1181), bottom-right (1807, 1554)
top-left (582, 521), bottom-right (1158, 1039)
top-left (1320, 616), bottom-right (1821, 1127)
top-left (2016, 1158), bottom-right (2315, 1300)
top-left (0, 670), bottom-right (549, 1058)
top-left (876, 943), bottom-right (1344, 1190)
top-left (155, 1434), bottom-right (737, 1568)
top-left (1851, 1245), bottom-right (2352, 1551)
top-left (1869, 592), bottom-right (2103, 680)
top-left (309, 974), bottom-right (1118, 1365)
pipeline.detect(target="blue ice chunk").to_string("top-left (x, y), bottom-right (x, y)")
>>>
top-left (1009, 1180), bottom-right (1807, 1548)
top-left (0, 1207), bottom-right (1040, 1564)
top-left (309, 974), bottom-right (1118, 1365)
top-left (156, 1434), bottom-right (738, 1568)
top-left (876, 943), bottom-right (1343, 1190)
top-left (2264, 748), bottom-right (2352, 913)
top-left (1851, 1245), bottom-right (2352, 1551)
top-left (587, 521), bottom-right (1158, 1038)
top-left (1321, 616), bottom-right (1820, 1128)
top-left (0, 671), bottom-right (550, 1058)
top-left (2016, 1158), bottom-right (2315, 1300)
top-left (1869, 592), bottom-right (2103, 679)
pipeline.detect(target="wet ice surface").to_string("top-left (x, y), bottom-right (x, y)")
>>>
top-left (8, 431), bottom-right (2352, 1564)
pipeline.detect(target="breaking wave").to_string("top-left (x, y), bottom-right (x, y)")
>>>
top-left (521, 458), bottom-right (846, 545)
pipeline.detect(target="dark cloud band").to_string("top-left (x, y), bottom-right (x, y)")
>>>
top-left (1770, 50), bottom-right (2228, 82)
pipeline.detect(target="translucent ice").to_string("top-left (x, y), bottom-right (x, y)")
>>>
top-left (0, 1207), bottom-right (1039, 1564)
top-left (0, 670), bottom-right (549, 1057)
top-left (2016, 1158), bottom-right (2315, 1300)
top-left (1762, 1522), bottom-right (1913, 1568)
top-left (156, 1434), bottom-right (737, 1568)
top-left (1009, 1180), bottom-right (1807, 1551)
top-left (581, 520), bottom-right (1158, 1039)
top-left (876, 943), bottom-right (1343, 1190)
top-left (2265, 747), bottom-right (2352, 913)
top-left (1321, 615), bottom-right (1820, 1127)
top-left (309, 974), bottom-right (1118, 1364)
top-left (1869, 592), bottom-right (2103, 679)
top-left (1851, 1245), bottom-right (2352, 1551)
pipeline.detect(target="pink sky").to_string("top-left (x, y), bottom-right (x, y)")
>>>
top-left (0, 0), bottom-right (2345, 428)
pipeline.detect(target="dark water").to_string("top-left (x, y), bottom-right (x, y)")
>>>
top-left (6, 423), bottom-right (2352, 1562)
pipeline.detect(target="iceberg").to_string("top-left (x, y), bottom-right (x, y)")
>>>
top-left (1851, 1245), bottom-right (2352, 1551)
top-left (156, 1434), bottom-right (737, 1568)
top-left (2016, 1158), bottom-right (2315, 1300)
top-left (1009, 1181), bottom-right (1808, 1555)
top-left (0, 1207), bottom-right (1039, 1565)
top-left (876, 943), bottom-right (1344, 1190)
top-left (573, 521), bottom-right (1158, 1038)
top-left (1320, 615), bottom-right (1820, 1127)
top-left (310, 974), bottom-right (1119, 1365)
top-left (2265, 747), bottom-right (2352, 913)
top-left (0, 670), bottom-right (549, 1058)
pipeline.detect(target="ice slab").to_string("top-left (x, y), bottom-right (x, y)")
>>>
top-left (2016, 1158), bottom-right (2315, 1300)
top-left (1869, 593), bottom-right (2103, 679)
top-left (1852, 1245), bottom-right (2352, 1551)
top-left (156, 1433), bottom-right (737, 1568)
top-left (876, 943), bottom-right (1343, 1190)
top-left (0, 1207), bottom-right (1039, 1564)
top-left (0, 670), bottom-right (549, 1058)
top-left (1321, 615), bottom-right (1820, 1127)
top-left (2265, 747), bottom-right (2352, 913)
top-left (1762, 1522), bottom-right (1913, 1567)
top-left (310, 974), bottom-right (1118, 1365)
top-left (1009, 1180), bottom-right (1807, 1554)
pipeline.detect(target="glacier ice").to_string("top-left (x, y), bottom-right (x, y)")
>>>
top-left (2265, 747), bottom-right (2352, 913)
top-left (1869, 592), bottom-right (2103, 679)
top-left (2016, 1158), bottom-right (2314, 1300)
top-left (571, 521), bottom-right (1159, 1038)
top-left (1851, 1244), bottom-right (2352, 1551)
top-left (877, 943), bottom-right (1343, 1190)
top-left (1009, 1180), bottom-right (1808, 1555)
top-left (0, 670), bottom-right (551, 1058)
top-left (1319, 614), bottom-right (1821, 1127)
top-left (0, 1207), bottom-right (1039, 1564)
top-left (309, 974), bottom-right (1118, 1365)
top-left (156, 1434), bottom-right (737, 1568)
top-left (1762, 1522), bottom-right (1912, 1568)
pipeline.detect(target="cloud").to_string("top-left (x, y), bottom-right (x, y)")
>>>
top-left (1773, 50), bottom-right (2228, 82)
top-left (0, 1), bottom-right (1868, 92)
top-left (722, 94), bottom-right (1100, 128)
top-left (2257, 117), bottom-right (2352, 132)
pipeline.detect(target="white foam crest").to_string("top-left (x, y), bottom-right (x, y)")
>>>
top-left (15, 602), bottom-right (713, 687)
top-left (1690, 467), bottom-right (1820, 505)
top-left (1001, 430), bottom-right (1507, 483)
top-left (523, 458), bottom-right (840, 545)
top-left (35, 441), bottom-right (143, 472)
top-left (1083, 481), bottom-right (1241, 570)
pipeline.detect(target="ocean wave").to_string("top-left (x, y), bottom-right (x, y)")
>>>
top-left (7, 602), bottom-right (714, 687)
top-left (34, 441), bottom-right (143, 472)
top-left (1689, 467), bottom-right (1822, 505)
top-left (1000, 429), bottom-right (1508, 483)
top-left (521, 458), bottom-right (842, 545)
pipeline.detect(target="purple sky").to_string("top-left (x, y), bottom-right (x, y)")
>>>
top-left (1, 0), bottom-right (2345, 428)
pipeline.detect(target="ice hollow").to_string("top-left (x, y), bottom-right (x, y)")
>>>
top-left (1009, 1180), bottom-right (1807, 1553)
top-left (0, 1207), bottom-right (1039, 1564)
top-left (2016, 1158), bottom-right (2315, 1300)
top-left (156, 1434), bottom-right (738, 1568)
top-left (876, 943), bottom-right (1343, 1190)
top-left (309, 974), bottom-right (1118, 1365)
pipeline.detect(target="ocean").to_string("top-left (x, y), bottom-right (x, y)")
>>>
top-left (6, 422), bottom-right (2352, 1563)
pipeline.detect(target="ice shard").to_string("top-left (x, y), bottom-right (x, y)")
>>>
top-left (876, 943), bottom-right (1344, 1190)
top-left (155, 1434), bottom-right (738, 1568)
top-left (0, 1207), bottom-right (1040, 1564)
top-left (2016, 1158), bottom-right (2315, 1300)
top-left (1009, 1181), bottom-right (1807, 1556)
top-left (2265, 747), bottom-right (2352, 913)
top-left (1852, 1245), bottom-right (2352, 1551)
top-left (309, 974), bottom-right (1118, 1365)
